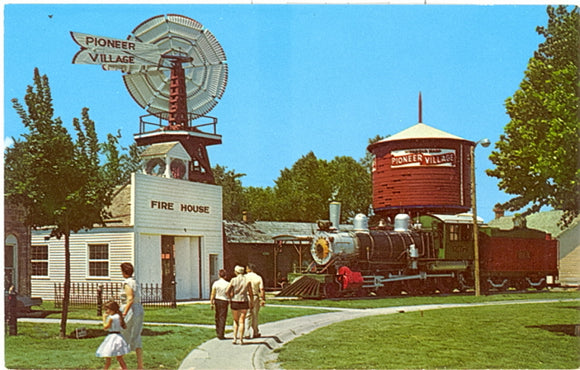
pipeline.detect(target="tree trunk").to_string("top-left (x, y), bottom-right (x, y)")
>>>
top-left (59, 232), bottom-right (71, 338)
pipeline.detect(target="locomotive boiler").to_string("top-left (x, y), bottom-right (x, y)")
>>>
top-left (277, 206), bottom-right (559, 298)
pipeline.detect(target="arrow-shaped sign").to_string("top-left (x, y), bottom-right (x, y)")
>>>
top-left (71, 32), bottom-right (161, 67)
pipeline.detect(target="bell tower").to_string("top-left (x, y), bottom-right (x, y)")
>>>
top-left (141, 142), bottom-right (190, 180)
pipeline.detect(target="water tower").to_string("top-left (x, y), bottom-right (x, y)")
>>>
top-left (368, 95), bottom-right (475, 220)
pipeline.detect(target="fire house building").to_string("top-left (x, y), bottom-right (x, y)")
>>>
top-left (27, 141), bottom-right (224, 301)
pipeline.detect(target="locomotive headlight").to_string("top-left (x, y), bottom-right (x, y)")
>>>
top-left (312, 237), bottom-right (333, 265)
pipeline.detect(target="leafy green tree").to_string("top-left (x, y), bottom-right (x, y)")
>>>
top-left (487, 5), bottom-right (579, 227)
top-left (243, 186), bottom-right (278, 221)
top-left (5, 68), bottom-right (123, 338)
top-left (213, 164), bottom-right (246, 221)
top-left (274, 152), bottom-right (333, 222)
top-left (327, 156), bottom-right (372, 221)
top-left (268, 152), bottom-right (372, 223)
top-left (102, 130), bottom-right (145, 186)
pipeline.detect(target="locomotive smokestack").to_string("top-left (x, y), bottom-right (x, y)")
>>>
top-left (329, 201), bottom-right (341, 230)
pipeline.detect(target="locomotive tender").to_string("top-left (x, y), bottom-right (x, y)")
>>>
top-left (280, 205), bottom-right (558, 298)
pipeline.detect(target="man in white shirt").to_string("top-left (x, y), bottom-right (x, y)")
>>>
top-left (210, 269), bottom-right (230, 340)
top-left (244, 263), bottom-right (265, 338)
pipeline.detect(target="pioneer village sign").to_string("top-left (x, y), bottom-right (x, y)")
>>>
top-left (30, 15), bottom-right (228, 301)
top-left (71, 32), bottom-right (162, 66)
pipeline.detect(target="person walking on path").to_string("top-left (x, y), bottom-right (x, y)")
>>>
top-left (210, 269), bottom-right (230, 340)
top-left (226, 265), bottom-right (254, 345)
top-left (120, 262), bottom-right (145, 369)
top-left (244, 263), bottom-right (265, 339)
top-left (95, 300), bottom-right (131, 370)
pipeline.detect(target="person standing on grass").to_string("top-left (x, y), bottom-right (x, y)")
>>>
top-left (244, 263), bottom-right (265, 339)
top-left (210, 269), bottom-right (230, 340)
top-left (120, 262), bottom-right (144, 369)
top-left (96, 300), bottom-right (131, 370)
top-left (226, 265), bottom-right (254, 345)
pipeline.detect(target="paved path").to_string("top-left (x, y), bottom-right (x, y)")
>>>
top-left (178, 299), bottom-right (578, 370)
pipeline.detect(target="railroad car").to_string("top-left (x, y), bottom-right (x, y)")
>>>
top-left (278, 212), bottom-right (558, 298)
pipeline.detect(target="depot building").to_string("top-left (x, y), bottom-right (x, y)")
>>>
top-left (28, 141), bottom-right (223, 301)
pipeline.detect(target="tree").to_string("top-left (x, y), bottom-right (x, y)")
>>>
top-left (327, 156), bottom-right (372, 220)
top-left (274, 152), bottom-right (333, 222)
top-left (213, 164), bottom-right (247, 221)
top-left (243, 186), bottom-right (278, 221)
top-left (271, 152), bottom-right (372, 223)
top-left (486, 6), bottom-right (580, 227)
top-left (5, 68), bottom-right (123, 338)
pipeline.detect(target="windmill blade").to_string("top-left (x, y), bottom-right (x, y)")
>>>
top-left (117, 14), bottom-right (228, 119)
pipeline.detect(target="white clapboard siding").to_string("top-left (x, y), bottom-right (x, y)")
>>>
top-left (31, 229), bottom-right (134, 300)
top-left (132, 173), bottom-right (223, 234)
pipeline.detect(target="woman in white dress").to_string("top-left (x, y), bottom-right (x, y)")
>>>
top-left (96, 300), bottom-right (130, 369)
top-left (120, 262), bottom-right (145, 369)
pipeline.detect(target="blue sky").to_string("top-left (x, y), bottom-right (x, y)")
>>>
top-left (3, 3), bottom-right (553, 221)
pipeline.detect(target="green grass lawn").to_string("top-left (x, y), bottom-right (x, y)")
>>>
top-left (5, 290), bottom-right (579, 369)
top-left (4, 303), bottom-right (327, 369)
top-left (4, 322), bottom-right (214, 370)
top-left (277, 300), bottom-right (580, 369)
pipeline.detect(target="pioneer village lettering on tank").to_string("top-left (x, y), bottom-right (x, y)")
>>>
top-left (391, 148), bottom-right (456, 167)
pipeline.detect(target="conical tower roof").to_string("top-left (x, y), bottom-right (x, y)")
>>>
top-left (376, 122), bottom-right (469, 143)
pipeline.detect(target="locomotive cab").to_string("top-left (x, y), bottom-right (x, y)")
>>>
top-left (418, 213), bottom-right (483, 260)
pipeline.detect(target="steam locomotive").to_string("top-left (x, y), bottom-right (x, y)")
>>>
top-left (279, 209), bottom-right (559, 298)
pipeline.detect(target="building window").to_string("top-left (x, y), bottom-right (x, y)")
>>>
top-left (449, 225), bottom-right (460, 241)
top-left (31, 245), bottom-right (49, 276)
top-left (88, 244), bottom-right (109, 277)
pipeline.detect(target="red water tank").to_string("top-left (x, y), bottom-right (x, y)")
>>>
top-left (368, 123), bottom-right (474, 219)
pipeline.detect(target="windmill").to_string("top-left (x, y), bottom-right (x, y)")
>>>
top-left (71, 14), bottom-right (228, 183)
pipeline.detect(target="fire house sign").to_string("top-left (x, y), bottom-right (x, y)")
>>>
top-left (71, 32), bottom-right (161, 66)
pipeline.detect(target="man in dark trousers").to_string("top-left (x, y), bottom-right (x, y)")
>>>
top-left (210, 269), bottom-right (229, 339)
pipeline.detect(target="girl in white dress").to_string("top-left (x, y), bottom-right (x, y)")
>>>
top-left (96, 300), bottom-right (131, 370)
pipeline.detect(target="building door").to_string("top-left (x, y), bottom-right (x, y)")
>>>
top-left (209, 254), bottom-right (219, 287)
top-left (161, 236), bottom-right (176, 301)
top-left (4, 234), bottom-right (18, 292)
top-left (175, 237), bottom-right (200, 300)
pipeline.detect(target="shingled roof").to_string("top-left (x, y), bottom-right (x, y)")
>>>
top-left (103, 182), bottom-right (132, 227)
top-left (223, 221), bottom-right (318, 244)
